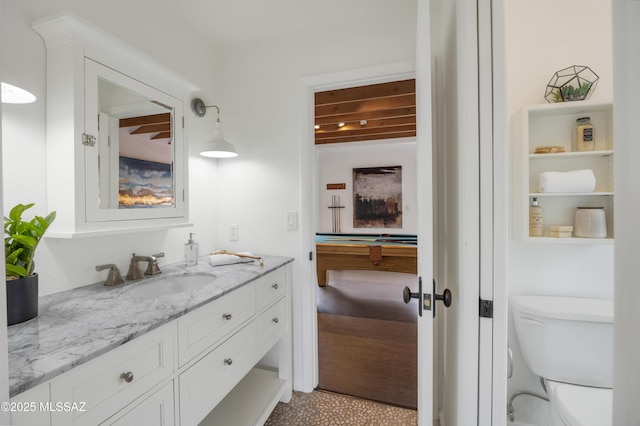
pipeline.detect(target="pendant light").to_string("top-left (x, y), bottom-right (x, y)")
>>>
top-left (191, 98), bottom-right (238, 158)
top-left (1, 82), bottom-right (36, 104)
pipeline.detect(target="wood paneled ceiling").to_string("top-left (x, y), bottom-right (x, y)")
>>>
top-left (314, 79), bottom-right (416, 145)
top-left (119, 112), bottom-right (172, 141)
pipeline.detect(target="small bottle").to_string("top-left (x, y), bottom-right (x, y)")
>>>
top-left (185, 233), bottom-right (199, 266)
top-left (575, 117), bottom-right (595, 151)
top-left (529, 197), bottom-right (544, 237)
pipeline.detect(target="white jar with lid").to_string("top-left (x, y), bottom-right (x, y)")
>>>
top-left (574, 207), bottom-right (606, 238)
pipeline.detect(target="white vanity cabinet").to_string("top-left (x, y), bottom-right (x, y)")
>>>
top-left (512, 100), bottom-right (614, 243)
top-left (50, 322), bottom-right (177, 426)
top-left (9, 265), bottom-right (292, 426)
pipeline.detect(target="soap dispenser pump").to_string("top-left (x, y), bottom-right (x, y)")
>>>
top-left (185, 233), bottom-right (199, 266)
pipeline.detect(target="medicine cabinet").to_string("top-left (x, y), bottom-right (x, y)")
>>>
top-left (32, 15), bottom-right (199, 238)
top-left (512, 100), bottom-right (614, 244)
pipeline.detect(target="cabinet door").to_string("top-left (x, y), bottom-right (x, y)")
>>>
top-left (255, 268), bottom-right (286, 311)
top-left (104, 381), bottom-right (174, 426)
top-left (51, 323), bottom-right (176, 426)
top-left (257, 298), bottom-right (286, 358)
top-left (10, 383), bottom-right (51, 426)
top-left (178, 283), bottom-right (255, 366)
top-left (179, 321), bottom-right (257, 426)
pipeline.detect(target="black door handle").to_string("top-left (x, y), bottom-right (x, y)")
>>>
top-left (432, 278), bottom-right (452, 318)
top-left (403, 286), bottom-right (419, 304)
top-left (402, 278), bottom-right (423, 317)
top-left (435, 288), bottom-right (452, 307)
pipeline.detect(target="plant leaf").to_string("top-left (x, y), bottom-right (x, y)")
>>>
top-left (11, 234), bottom-right (37, 249)
top-left (6, 263), bottom-right (27, 278)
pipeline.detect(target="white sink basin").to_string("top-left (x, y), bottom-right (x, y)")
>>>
top-left (126, 273), bottom-right (215, 298)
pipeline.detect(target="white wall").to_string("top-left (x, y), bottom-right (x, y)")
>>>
top-left (505, 1), bottom-right (613, 424)
top-left (1, 0), bottom-right (221, 295)
top-left (215, 8), bottom-right (417, 391)
top-left (316, 140), bottom-right (417, 234)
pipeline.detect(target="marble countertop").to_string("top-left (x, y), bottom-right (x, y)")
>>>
top-left (7, 255), bottom-right (293, 398)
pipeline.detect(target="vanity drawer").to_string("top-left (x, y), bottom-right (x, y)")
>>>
top-left (179, 320), bottom-right (257, 426)
top-left (256, 267), bottom-right (286, 311)
top-left (257, 297), bottom-right (286, 355)
top-left (104, 381), bottom-right (174, 426)
top-left (50, 322), bottom-right (176, 426)
top-left (177, 282), bottom-right (255, 366)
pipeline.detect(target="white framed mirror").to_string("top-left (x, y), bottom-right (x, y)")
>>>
top-left (84, 59), bottom-right (185, 222)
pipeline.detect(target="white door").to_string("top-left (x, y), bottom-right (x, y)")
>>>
top-left (414, 0), bottom-right (437, 425)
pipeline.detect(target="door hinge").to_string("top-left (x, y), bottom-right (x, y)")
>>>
top-left (182, 116), bottom-right (185, 128)
top-left (309, 251), bottom-right (313, 261)
top-left (480, 299), bottom-right (493, 318)
top-left (82, 133), bottom-right (96, 147)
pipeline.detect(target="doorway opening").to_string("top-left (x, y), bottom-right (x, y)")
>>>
top-left (312, 79), bottom-right (420, 410)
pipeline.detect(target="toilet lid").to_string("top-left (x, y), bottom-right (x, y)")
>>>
top-left (555, 382), bottom-right (612, 426)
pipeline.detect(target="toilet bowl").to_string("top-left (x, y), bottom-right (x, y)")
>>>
top-left (511, 295), bottom-right (613, 426)
top-left (546, 380), bottom-right (612, 426)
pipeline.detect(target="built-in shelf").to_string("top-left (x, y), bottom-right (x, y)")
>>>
top-left (513, 100), bottom-right (615, 243)
top-left (199, 368), bottom-right (288, 426)
top-left (529, 149), bottom-right (614, 160)
top-left (529, 192), bottom-right (614, 197)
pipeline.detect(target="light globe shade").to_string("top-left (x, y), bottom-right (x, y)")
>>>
top-left (200, 125), bottom-right (238, 158)
top-left (1, 82), bottom-right (36, 104)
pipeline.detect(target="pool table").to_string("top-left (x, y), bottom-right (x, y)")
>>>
top-left (315, 233), bottom-right (418, 286)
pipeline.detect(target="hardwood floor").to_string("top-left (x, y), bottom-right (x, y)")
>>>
top-left (316, 270), bottom-right (418, 409)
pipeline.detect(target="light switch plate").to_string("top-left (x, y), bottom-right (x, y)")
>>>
top-left (285, 211), bottom-right (297, 231)
top-left (229, 224), bottom-right (239, 241)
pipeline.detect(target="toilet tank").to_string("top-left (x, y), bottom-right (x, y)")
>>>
top-left (511, 295), bottom-right (613, 388)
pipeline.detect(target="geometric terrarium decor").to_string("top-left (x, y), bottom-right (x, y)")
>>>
top-left (545, 65), bottom-right (599, 103)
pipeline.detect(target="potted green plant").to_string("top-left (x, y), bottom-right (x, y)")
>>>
top-left (5, 203), bottom-right (56, 325)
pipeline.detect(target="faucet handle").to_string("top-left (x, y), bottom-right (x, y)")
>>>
top-left (96, 264), bottom-right (125, 286)
top-left (145, 253), bottom-right (164, 276)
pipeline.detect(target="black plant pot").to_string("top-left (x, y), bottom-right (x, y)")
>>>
top-left (6, 273), bottom-right (38, 326)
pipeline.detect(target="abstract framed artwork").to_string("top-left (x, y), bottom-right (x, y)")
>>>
top-left (353, 166), bottom-right (402, 228)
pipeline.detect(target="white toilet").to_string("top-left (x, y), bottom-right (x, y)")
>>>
top-left (511, 295), bottom-right (613, 426)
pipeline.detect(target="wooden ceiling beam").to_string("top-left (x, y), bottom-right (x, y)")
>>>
top-left (315, 93), bottom-right (416, 118)
top-left (316, 124), bottom-right (416, 140)
top-left (314, 106), bottom-right (416, 126)
top-left (130, 123), bottom-right (171, 134)
top-left (315, 79), bottom-right (415, 106)
top-left (315, 131), bottom-right (416, 145)
top-left (119, 113), bottom-right (171, 128)
top-left (151, 132), bottom-right (172, 140)
top-left (315, 116), bottom-right (416, 132)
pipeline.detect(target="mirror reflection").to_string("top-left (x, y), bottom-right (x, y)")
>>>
top-left (97, 78), bottom-right (175, 210)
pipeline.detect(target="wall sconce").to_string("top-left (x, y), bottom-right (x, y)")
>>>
top-left (1, 82), bottom-right (36, 104)
top-left (191, 98), bottom-right (238, 158)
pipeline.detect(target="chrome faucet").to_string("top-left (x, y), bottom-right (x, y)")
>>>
top-left (95, 264), bottom-right (125, 286)
top-left (126, 252), bottom-right (165, 280)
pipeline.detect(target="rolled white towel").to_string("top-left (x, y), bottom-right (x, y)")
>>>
top-left (538, 169), bottom-right (596, 193)
top-left (208, 251), bottom-right (256, 267)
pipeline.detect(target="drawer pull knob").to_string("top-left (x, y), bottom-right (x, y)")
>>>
top-left (223, 313), bottom-right (232, 320)
top-left (272, 317), bottom-right (279, 323)
top-left (120, 372), bottom-right (134, 383)
top-left (272, 283), bottom-right (279, 290)
top-left (224, 358), bottom-right (233, 366)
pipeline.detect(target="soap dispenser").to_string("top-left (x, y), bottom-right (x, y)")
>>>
top-left (185, 233), bottom-right (199, 266)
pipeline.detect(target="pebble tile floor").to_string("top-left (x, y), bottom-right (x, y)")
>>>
top-left (264, 390), bottom-right (418, 426)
